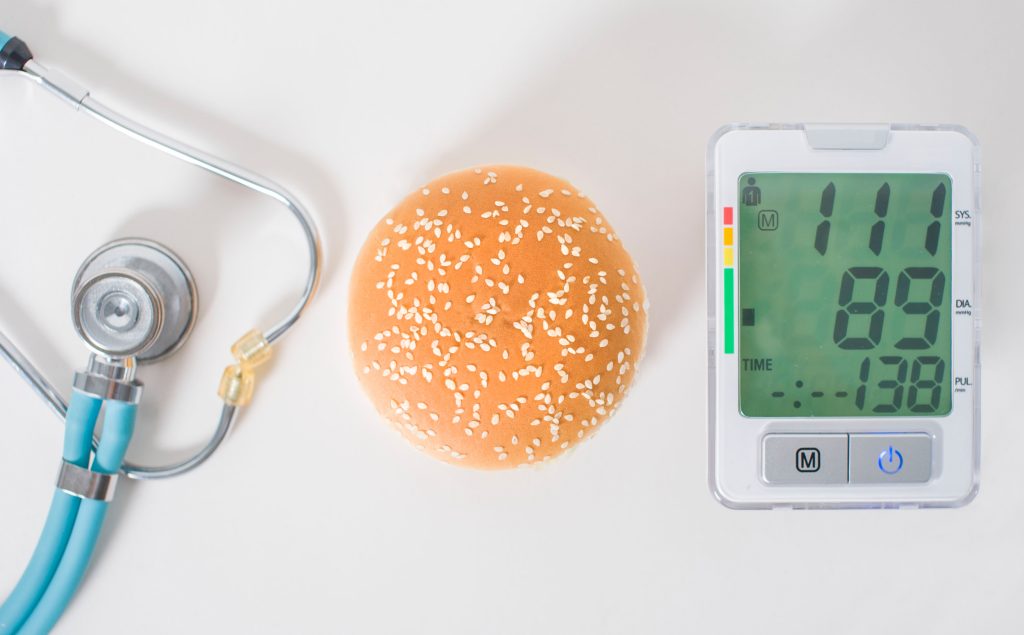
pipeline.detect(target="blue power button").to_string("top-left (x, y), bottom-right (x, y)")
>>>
top-left (852, 435), bottom-right (930, 483)
top-left (877, 446), bottom-right (904, 475)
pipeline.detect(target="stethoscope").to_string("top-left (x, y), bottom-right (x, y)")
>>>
top-left (0, 32), bottom-right (322, 633)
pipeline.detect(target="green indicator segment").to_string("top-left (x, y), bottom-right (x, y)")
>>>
top-left (724, 268), bottom-right (735, 354)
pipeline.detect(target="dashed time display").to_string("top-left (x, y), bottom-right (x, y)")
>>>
top-left (738, 172), bottom-right (953, 417)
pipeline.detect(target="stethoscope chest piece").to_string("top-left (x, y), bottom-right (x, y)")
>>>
top-left (71, 239), bottom-right (198, 362)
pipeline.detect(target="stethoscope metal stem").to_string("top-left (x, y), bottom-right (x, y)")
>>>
top-left (20, 59), bottom-right (323, 343)
top-left (4, 288), bottom-right (241, 480)
top-left (0, 329), bottom-right (68, 420)
top-left (78, 97), bottom-right (321, 342)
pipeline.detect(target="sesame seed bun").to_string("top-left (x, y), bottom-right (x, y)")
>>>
top-left (349, 166), bottom-right (647, 469)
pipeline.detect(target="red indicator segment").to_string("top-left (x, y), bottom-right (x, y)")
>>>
top-left (724, 206), bottom-right (734, 226)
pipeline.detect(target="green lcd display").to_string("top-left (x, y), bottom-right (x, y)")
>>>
top-left (738, 173), bottom-right (952, 417)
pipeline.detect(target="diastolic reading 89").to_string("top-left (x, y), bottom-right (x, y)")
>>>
top-left (737, 172), bottom-right (953, 418)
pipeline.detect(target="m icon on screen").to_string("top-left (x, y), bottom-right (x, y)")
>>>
top-left (757, 209), bottom-right (779, 230)
top-left (795, 448), bottom-right (821, 473)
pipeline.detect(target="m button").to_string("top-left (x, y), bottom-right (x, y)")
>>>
top-left (795, 448), bottom-right (821, 473)
top-left (763, 434), bottom-right (849, 484)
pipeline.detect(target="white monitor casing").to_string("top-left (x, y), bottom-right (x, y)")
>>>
top-left (707, 124), bottom-right (981, 509)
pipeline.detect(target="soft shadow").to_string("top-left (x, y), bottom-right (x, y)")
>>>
top-left (425, 3), bottom-right (708, 360)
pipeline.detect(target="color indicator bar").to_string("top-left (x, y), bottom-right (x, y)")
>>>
top-left (723, 206), bottom-right (735, 354)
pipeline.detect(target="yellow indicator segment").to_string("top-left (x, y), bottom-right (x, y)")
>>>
top-left (723, 247), bottom-right (734, 267)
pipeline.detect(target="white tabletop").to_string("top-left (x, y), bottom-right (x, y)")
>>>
top-left (1, 1), bottom-right (1021, 633)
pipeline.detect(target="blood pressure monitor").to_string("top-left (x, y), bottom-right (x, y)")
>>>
top-left (707, 124), bottom-right (980, 509)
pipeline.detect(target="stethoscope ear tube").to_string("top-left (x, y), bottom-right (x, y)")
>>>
top-left (0, 33), bottom-right (322, 480)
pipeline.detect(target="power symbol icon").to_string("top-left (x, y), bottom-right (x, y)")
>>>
top-left (878, 446), bottom-right (904, 475)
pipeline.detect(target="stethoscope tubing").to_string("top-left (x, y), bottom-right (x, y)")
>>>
top-left (17, 400), bottom-right (136, 634)
top-left (0, 392), bottom-right (102, 633)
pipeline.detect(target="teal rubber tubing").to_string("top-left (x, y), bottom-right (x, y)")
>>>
top-left (0, 31), bottom-right (10, 49)
top-left (0, 392), bottom-right (101, 634)
top-left (18, 400), bottom-right (136, 635)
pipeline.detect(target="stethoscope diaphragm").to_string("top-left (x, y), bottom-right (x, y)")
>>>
top-left (71, 239), bottom-right (198, 362)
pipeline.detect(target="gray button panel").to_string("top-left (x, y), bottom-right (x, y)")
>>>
top-left (763, 434), bottom-right (849, 484)
top-left (849, 434), bottom-right (932, 484)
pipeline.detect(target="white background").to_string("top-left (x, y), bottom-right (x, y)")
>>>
top-left (0, 1), bottom-right (1021, 633)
